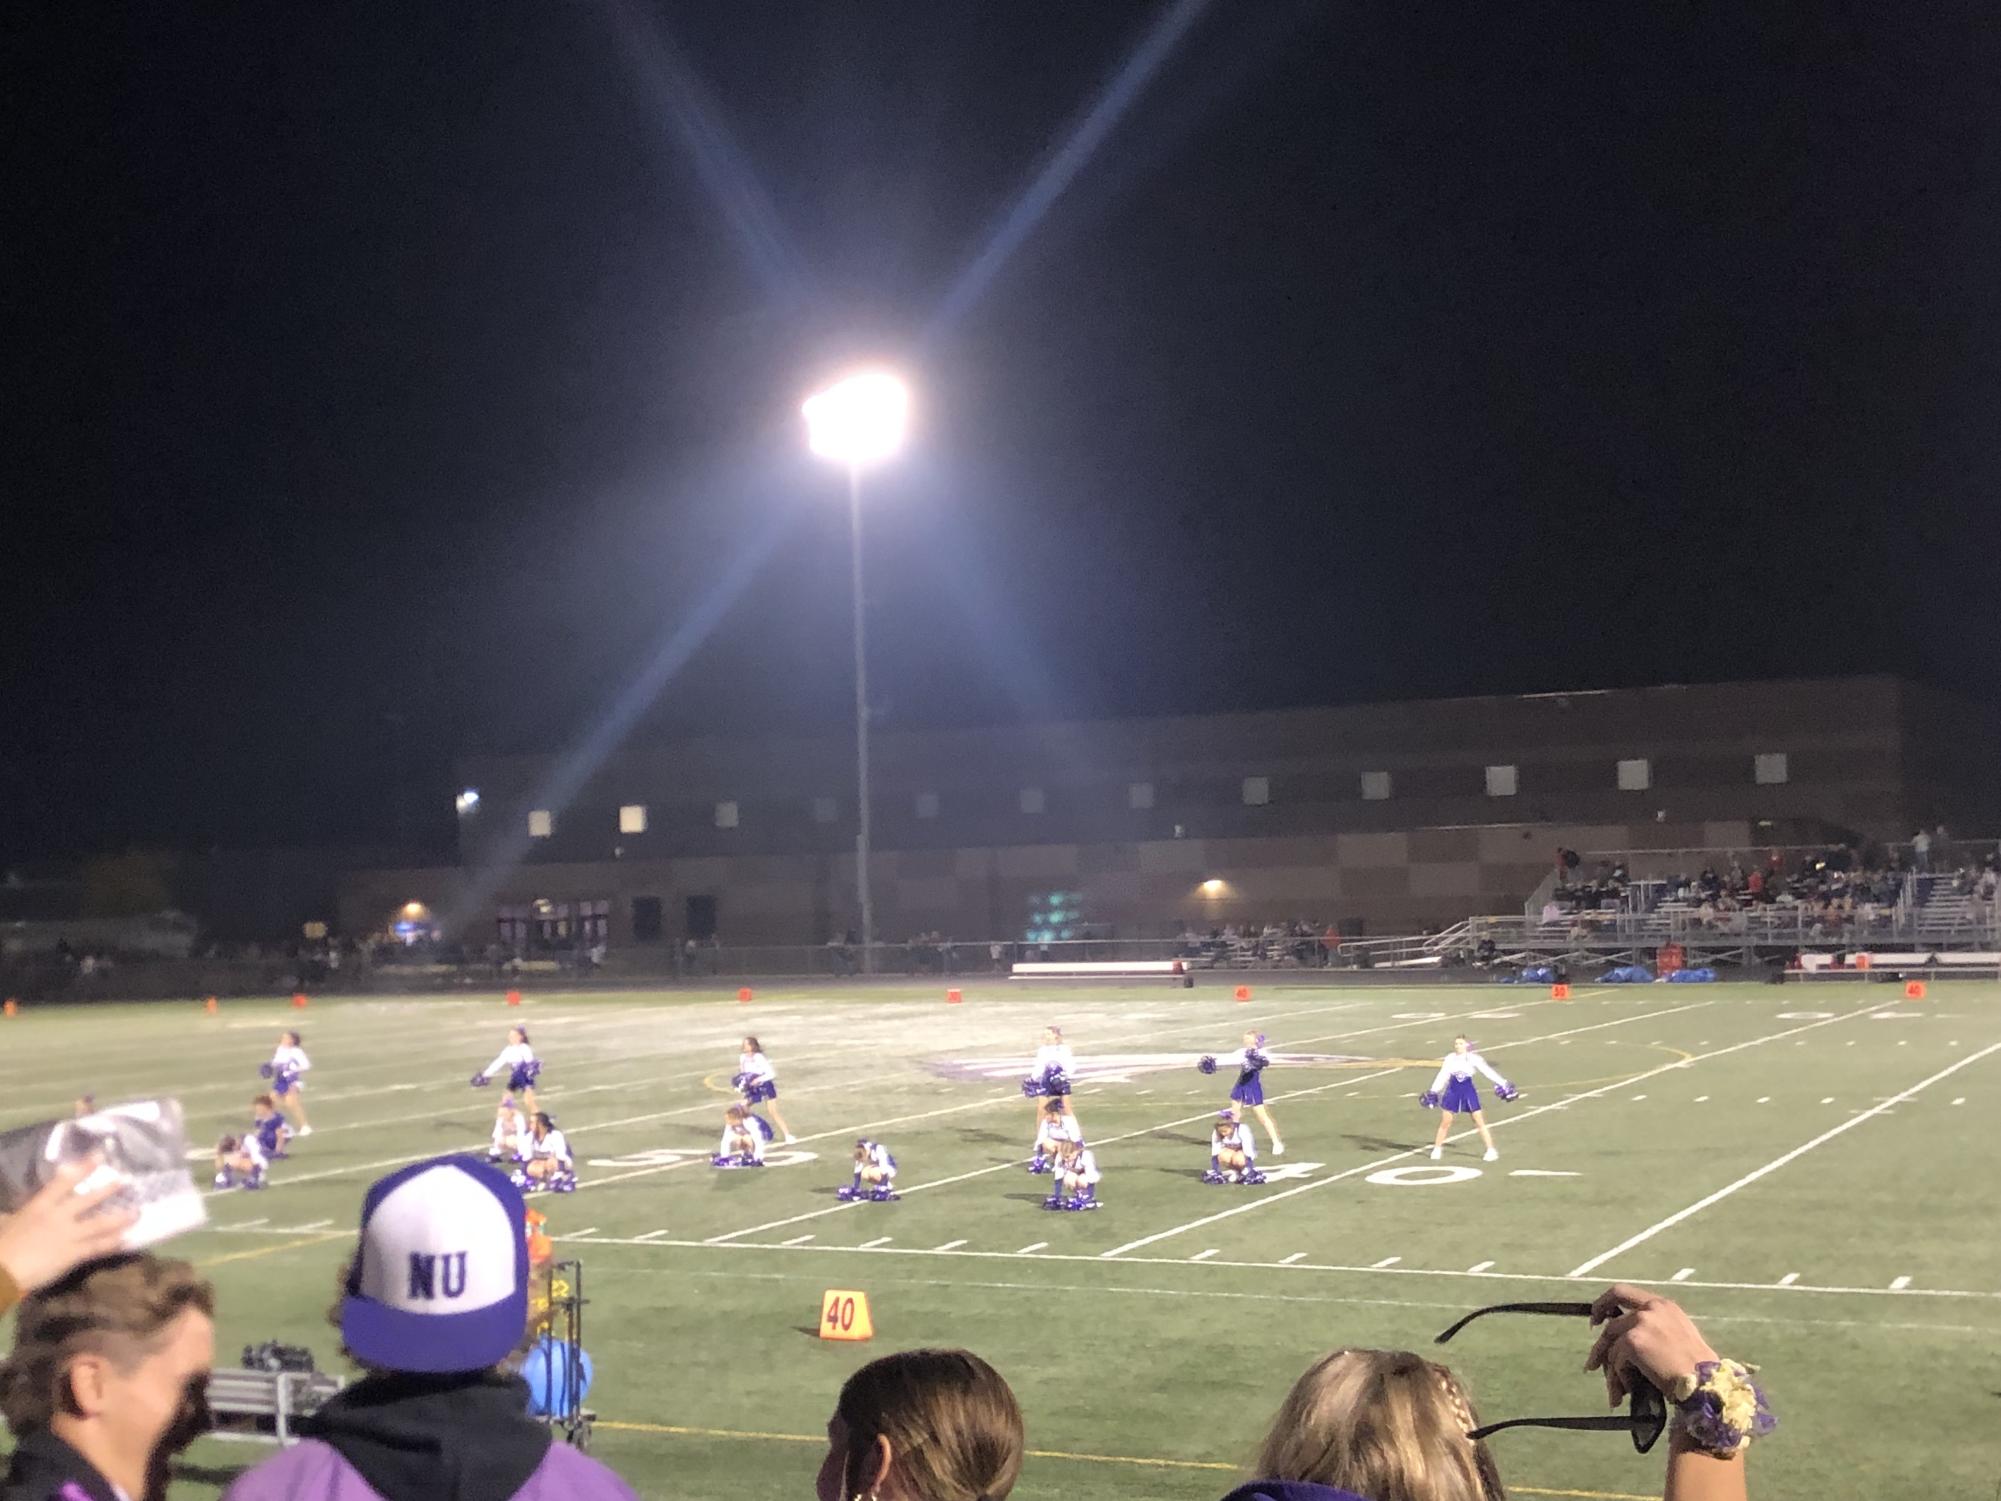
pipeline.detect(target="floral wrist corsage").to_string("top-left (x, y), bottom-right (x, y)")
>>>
top-left (1666, 1359), bottom-right (1777, 1455)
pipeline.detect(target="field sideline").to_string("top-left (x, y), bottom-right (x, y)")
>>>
top-left (1, 979), bottom-right (1996, 1501)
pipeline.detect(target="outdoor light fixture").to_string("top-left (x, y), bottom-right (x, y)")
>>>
top-left (1201, 878), bottom-right (1226, 896)
top-left (802, 369), bottom-right (910, 467)
top-left (455, 788), bottom-right (480, 813)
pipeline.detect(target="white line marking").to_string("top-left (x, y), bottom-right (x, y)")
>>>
top-left (566, 1226), bottom-right (598, 1238)
top-left (859, 1236), bottom-right (892, 1249)
top-left (934, 1239), bottom-right (968, 1252)
top-left (1190, 1249), bottom-right (1220, 1261)
top-left (1467, 1260), bottom-right (1495, 1273)
top-left (1016, 1241), bottom-right (1048, 1255)
top-left (296, 1219), bottom-right (332, 1231)
top-left (1281, 1252), bottom-right (1308, 1264)
top-left (1778, 1272), bottom-right (1799, 1286)
top-left (1820, 1096), bottom-right (1834, 1104)
top-left (1890, 1275), bottom-right (1912, 1291)
top-left (1373, 1255), bottom-right (1402, 1268)
top-left (1756, 1096), bottom-right (1771, 1104)
top-left (1102, 1005), bottom-right (1876, 1260)
top-left (634, 1229), bottom-right (672, 1243)
top-left (1509, 1169), bottom-right (1580, 1178)
top-left (1952, 1097), bottom-right (1966, 1105)
top-left (1631, 1094), bottom-right (1647, 1101)
top-left (1569, 1039), bottom-right (2001, 1277)
top-left (1671, 1267), bottom-right (1694, 1282)
top-left (1694, 1095), bottom-right (1709, 1102)
top-left (227, 1218), bottom-right (269, 1231)
top-left (782, 1234), bottom-right (816, 1246)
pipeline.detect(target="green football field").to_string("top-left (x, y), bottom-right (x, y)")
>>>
top-left (3, 979), bottom-right (1998, 1501)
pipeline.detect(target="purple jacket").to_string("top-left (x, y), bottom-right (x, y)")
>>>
top-left (220, 1372), bottom-right (637, 1501)
top-left (222, 1439), bottom-right (636, 1501)
top-left (1218, 1481), bottom-right (1373, 1501)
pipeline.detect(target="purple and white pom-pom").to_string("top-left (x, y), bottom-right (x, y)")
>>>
top-left (1197, 1055), bottom-right (1218, 1075)
top-left (471, 1073), bottom-right (490, 1088)
top-left (1419, 1090), bottom-right (1442, 1109)
top-left (1495, 1081), bottom-right (1521, 1102)
top-left (258, 1063), bottom-right (275, 1080)
top-left (1021, 1077), bottom-right (1046, 1098)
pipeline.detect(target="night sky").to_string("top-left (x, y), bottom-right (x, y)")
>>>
top-left (8, 2), bottom-right (1999, 860)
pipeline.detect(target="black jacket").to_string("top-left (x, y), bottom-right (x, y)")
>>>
top-left (298, 1371), bottom-right (552, 1501)
top-left (0, 1430), bottom-right (123, 1501)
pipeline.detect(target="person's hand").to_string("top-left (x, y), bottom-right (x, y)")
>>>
top-left (1583, 1283), bottom-right (1719, 1407)
top-left (0, 1157), bottom-right (138, 1296)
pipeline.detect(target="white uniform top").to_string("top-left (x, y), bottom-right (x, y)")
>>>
top-left (240, 1132), bottom-right (269, 1167)
top-left (1213, 1121), bottom-right (1258, 1161)
top-left (531, 1129), bottom-right (572, 1167)
top-left (492, 1114), bottom-right (528, 1157)
top-left (1035, 1110), bottom-right (1082, 1150)
top-left (859, 1141), bottom-right (896, 1178)
top-left (1065, 1148), bottom-right (1102, 1186)
top-left (1032, 1043), bottom-right (1076, 1076)
top-left (1430, 1051), bottom-right (1508, 1094)
top-left (721, 1120), bottom-right (765, 1159)
top-left (740, 1051), bottom-right (776, 1084)
top-left (484, 1041), bottom-right (536, 1078)
top-left (271, 1044), bottom-right (311, 1076)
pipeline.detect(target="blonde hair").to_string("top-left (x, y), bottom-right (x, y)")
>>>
top-left (1252, 1348), bottom-right (1505, 1501)
top-left (0, 1254), bottom-right (214, 1432)
top-left (837, 1349), bottom-right (1024, 1501)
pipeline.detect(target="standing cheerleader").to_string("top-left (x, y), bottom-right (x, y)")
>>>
top-left (735, 1035), bottom-right (797, 1143)
top-left (1420, 1035), bottom-right (1518, 1162)
top-left (260, 1030), bottom-right (313, 1137)
top-left (472, 1026), bottom-right (541, 1118)
top-left (1198, 1029), bottom-right (1285, 1155)
top-left (1202, 1107), bottom-right (1266, 1185)
top-left (714, 1104), bottom-right (768, 1168)
top-left (837, 1138), bottom-right (899, 1201)
top-left (1043, 1137), bottom-right (1101, 1211)
top-left (488, 1099), bottom-right (530, 1165)
top-left (515, 1112), bottom-right (575, 1193)
top-left (1028, 1097), bottom-right (1081, 1175)
top-left (1021, 1026), bottom-right (1078, 1131)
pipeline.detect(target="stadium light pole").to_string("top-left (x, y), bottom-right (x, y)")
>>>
top-left (803, 369), bottom-right (910, 975)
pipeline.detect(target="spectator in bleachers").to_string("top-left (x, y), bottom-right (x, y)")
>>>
top-left (222, 1155), bottom-right (636, 1501)
top-left (1221, 1284), bottom-right (1758, 1501)
top-left (0, 1253), bottom-right (215, 1501)
top-left (815, 1349), bottom-right (1024, 1501)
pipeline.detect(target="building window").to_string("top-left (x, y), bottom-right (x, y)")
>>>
top-left (1242, 776), bottom-right (1270, 806)
top-left (715, 800), bottom-right (740, 829)
top-left (812, 796), bottom-right (838, 825)
top-left (527, 809), bottom-right (553, 839)
top-left (1360, 770), bottom-right (1392, 801)
top-left (1616, 758), bottom-right (1651, 792)
top-left (1019, 787), bottom-right (1045, 815)
top-left (1485, 764), bottom-right (1518, 797)
top-left (1127, 781), bottom-right (1154, 810)
top-left (618, 804), bottom-right (647, 834)
top-left (915, 792), bottom-right (941, 820)
top-left (1754, 752), bottom-right (1789, 785)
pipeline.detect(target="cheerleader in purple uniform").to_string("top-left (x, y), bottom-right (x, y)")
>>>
top-left (472, 1026), bottom-right (541, 1118)
top-left (1421, 1035), bottom-right (1517, 1162)
top-left (1197, 1029), bottom-right (1285, 1155)
top-left (1021, 1026), bottom-right (1079, 1134)
top-left (260, 1030), bottom-right (313, 1137)
top-left (735, 1036), bottom-right (797, 1143)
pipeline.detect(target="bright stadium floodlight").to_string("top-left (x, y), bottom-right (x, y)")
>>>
top-left (803, 367), bottom-right (911, 975)
top-left (802, 369), bottom-right (909, 467)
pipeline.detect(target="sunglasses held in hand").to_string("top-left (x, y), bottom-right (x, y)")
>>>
top-left (1434, 1301), bottom-right (1668, 1453)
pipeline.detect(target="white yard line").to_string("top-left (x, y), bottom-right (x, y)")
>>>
top-left (858, 1236), bottom-right (893, 1250)
top-left (782, 1234), bottom-right (816, 1246)
top-left (634, 1229), bottom-right (672, 1242)
top-left (934, 1239), bottom-right (968, 1252)
top-left (1190, 1249), bottom-right (1220, 1261)
top-left (1777, 1272), bottom-right (1799, 1286)
top-left (1467, 1259), bottom-right (1495, 1273)
top-left (1015, 1242), bottom-right (1048, 1255)
top-left (1373, 1255), bottom-right (1402, 1268)
top-left (1281, 1252), bottom-right (1309, 1265)
top-left (1099, 1004), bottom-right (1883, 1260)
top-left (1567, 1040), bottom-right (2001, 1277)
top-left (1889, 1275), bottom-right (1912, 1290)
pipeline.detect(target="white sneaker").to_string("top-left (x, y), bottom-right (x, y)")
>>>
top-left (1483, 1148), bottom-right (1499, 1162)
top-left (1271, 1141), bottom-right (1285, 1156)
top-left (783, 1134), bottom-right (798, 1144)
top-left (296, 1125), bottom-right (314, 1137)
top-left (1429, 1146), bottom-right (1443, 1161)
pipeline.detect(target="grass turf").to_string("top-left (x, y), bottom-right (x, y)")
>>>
top-left (1, 978), bottom-right (1997, 1501)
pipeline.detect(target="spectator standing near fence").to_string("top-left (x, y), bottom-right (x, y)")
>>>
top-left (1912, 827), bottom-right (1931, 872)
top-left (222, 1155), bottom-right (635, 1501)
top-left (0, 1253), bottom-right (215, 1501)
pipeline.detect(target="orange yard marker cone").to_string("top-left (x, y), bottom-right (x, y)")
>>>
top-left (1904, 980), bottom-right (1927, 1000)
top-left (2, 999), bottom-right (16, 1019)
top-left (506, 989), bottom-right (523, 1007)
top-left (1551, 983), bottom-right (1572, 1000)
top-left (1233, 984), bottom-right (1252, 1002)
top-left (738, 986), bottom-right (754, 1003)
top-left (292, 992), bottom-right (309, 1009)
top-left (946, 988), bottom-right (962, 1004)
top-left (818, 1289), bottom-right (874, 1342)
top-left (204, 996), bottom-right (218, 1015)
